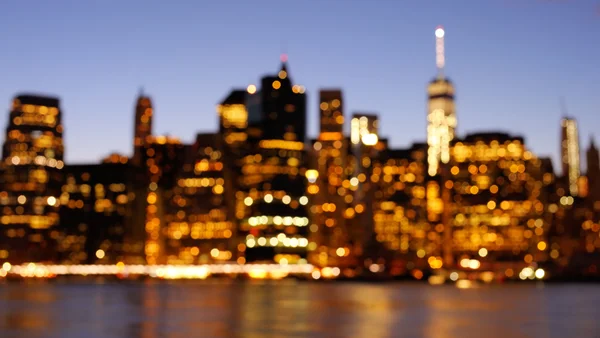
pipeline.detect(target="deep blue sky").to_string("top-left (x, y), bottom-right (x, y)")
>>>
top-left (0, 0), bottom-right (598, 172)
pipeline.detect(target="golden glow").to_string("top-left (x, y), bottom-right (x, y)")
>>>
top-left (306, 169), bottom-right (319, 183)
top-left (361, 133), bottom-right (378, 146)
top-left (259, 140), bottom-right (304, 151)
top-left (272, 80), bottom-right (281, 90)
top-left (318, 132), bottom-right (343, 141)
top-left (247, 84), bottom-right (257, 94)
top-left (561, 118), bottom-right (580, 196)
top-left (218, 104), bottom-right (248, 129)
top-left (95, 249), bottom-right (105, 259)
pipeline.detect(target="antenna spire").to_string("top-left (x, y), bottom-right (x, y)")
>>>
top-left (139, 86), bottom-right (145, 97)
top-left (435, 25), bottom-right (445, 79)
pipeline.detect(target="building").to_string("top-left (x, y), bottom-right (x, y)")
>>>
top-left (237, 56), bottom-right (310, 264)
top-left (307, 90), bottom-right (352, 268)
top-left (58, 155), bottom-right (131, 264)
top-left (163, 133), bottom-right (235, 264)
top-left (217, 89), bottom-right (249, 243)
top-left (132, 90), bottom-right (153, 167)
top-left (137, 136), bottom-right (187, 264)
top-left (586, 137), bottom-right (600, 205)
top-left (347, 113), bottom-right (388, 267)
top-left (561, 117), bottom-right (581, 196)
top-left (373, 143), bottom-right (430, 272)
top-left (447, 133), bottom-right (551, 272)
top-left (0, 94), bottom-right (65, 263)
top-left (427, 26), bottom-right (457, 177)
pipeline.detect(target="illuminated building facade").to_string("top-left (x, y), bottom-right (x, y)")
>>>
top-left (0, 95), bottom-right (65, 263)
top-left (427, 78), bottom-right (456, 177)
top-left (308, 90), bottom-right (352, 268)
top-left (561, 117), bottom-right (580, 196)
top-left (373, 144), bottom-right (430, 267)
top-left (238, 57), bottom-right (310, 264)
top-left (347, 113), bottom-right (387, 264)
top-left (164, 133), bottom-right (235, 264)
top-left (447, 133), bottom-right (551, 271)
top-left (58, 157), bottom-right (131, 264)
top-left (217, 90), bottom-right (249, 236)
top-left (134, 136), bottom-right (186, 265)
top-left (427, 26), bottom-right (457, 177)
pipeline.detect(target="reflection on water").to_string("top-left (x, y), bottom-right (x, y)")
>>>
top-left (0, 280), bottom-right (599, 338)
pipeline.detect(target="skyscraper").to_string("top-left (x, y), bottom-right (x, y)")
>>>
top-left (164, 133), bottom-right (235, 264)
top-left (561, 117), bottom-right (580, 196)
top-left (308, 90), bottom-right (350, 268)
top-left (427, 26), bottom-right (457, 177)
top-left (217, 89), bottom-right (249, 238)
top-left (238, 56), bottom-right (310, 263)
top-left (0, 94), bottom-right (65, 263)
top-left (586, 137), bottom-right (600, 203)
top-left (348, 113), bottom-right (383, 263)
top-left (132, 90), bottom-right (153, 166)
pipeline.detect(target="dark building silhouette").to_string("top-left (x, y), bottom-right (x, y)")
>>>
top-left (132, 90), bottom-right (153, 167)
top-left (238, 56), bottom-right (310, 263)
top-left (58, 156), bottom-right (131, 264)
top-left (0, 94), bottom-right (65, 263)
top-left (587, 137), bottom-right (600, 204)
top-left (319, 90), bottom-right (344, 135)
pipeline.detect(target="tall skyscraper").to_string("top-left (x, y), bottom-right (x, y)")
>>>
top-left (587, 137), bottom-right (600, 202)
top-left (348, 113), bottom-right (382, 262)
top-left (238, 56), bottom-right (309, 263)
top-left (308, 90), bottom-right (350, 268)
top-left (427, 26), bottom-right (457, 177)
top-left (0, 94), bottom-right (65, 263)
top-left (132, 90), bottom-right (153, 166)
top-left (561, 117), bottom-right (580, 196)
top-left (217, 89), bottom-right (249, 237)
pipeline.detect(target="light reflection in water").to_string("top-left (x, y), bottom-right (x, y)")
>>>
top-left (0, 281), bottom-right (598, 338)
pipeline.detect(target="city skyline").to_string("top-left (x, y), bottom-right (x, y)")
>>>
top-left (0, 0), bottom-right (598, 170)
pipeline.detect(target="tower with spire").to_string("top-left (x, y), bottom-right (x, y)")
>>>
top-left (237, 55), bottom-right (309, 264)
top-left (132, 89), bottom-right (153, 166)
top-left (427, 25), bottom-right (457, 177)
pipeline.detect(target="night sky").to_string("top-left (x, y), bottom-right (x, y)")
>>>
top-left (0, 0), bottom-right (598, 173)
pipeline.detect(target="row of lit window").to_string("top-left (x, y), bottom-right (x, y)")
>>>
top-left (247, 215), bottom-right (309, 227)
top-left (0, 214), bottom-right (58, 228)
top-left (14, 104), bottom-right (59, 115)
top-left (12, 113), bottom-right (59, 127)
top-left (0, 194), bottom-right (58, 206)
top-left (452, 143), bottom-right (532, 162)
top-left (246, 235), bottom-right (309, 248)
top-left (9, 156), bottom-right (64, 168)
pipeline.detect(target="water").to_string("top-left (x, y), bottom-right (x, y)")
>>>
top-left (0, 280), bottom-right (599, 338)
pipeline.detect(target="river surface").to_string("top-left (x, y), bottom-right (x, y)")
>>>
top-left (0, 280), bottom-right (598, 338)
